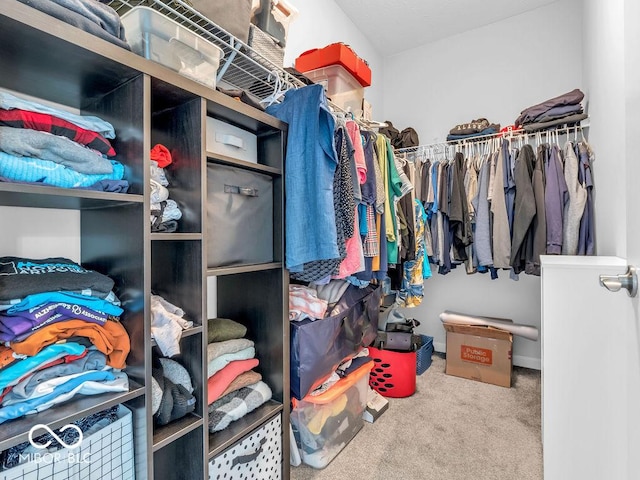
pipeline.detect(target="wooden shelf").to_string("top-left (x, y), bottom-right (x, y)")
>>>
top-left (208, 400), bottom-right (283, 459)
top-left (153, 414), bottom-right (203, 452)
top-left (206, 153), bottom-right (282, 176)
top-left (0, 183), bottom-right (142, 210)
top-left (0, 381), bottom-right (145, 452)
top-left (207, 262), bottom-right (282, 277)
top-left (151, 233), bottom-right (203, 241)
top-left (151, 325), bottom-right (202, 347)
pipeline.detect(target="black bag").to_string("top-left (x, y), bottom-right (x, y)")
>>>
top-left (378, 121), bottom-right (400, 145)
top-left (394, 127), bottom-right (420, 149)
top-left (374, 305), bottom-right (422, 351)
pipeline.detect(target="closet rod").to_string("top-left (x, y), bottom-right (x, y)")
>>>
top-left (396, 120), bottom-right (590, 154)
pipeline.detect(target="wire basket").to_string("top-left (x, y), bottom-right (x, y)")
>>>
top-left (107, 0), bottom-right (305, 101)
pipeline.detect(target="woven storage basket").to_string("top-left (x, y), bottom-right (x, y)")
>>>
top-left (247, 24), bottom-right (284, 69)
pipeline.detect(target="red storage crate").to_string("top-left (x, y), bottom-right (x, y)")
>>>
top-left (295, 43), bottom-right (372, 87)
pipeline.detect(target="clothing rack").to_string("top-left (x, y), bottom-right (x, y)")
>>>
top-left (396, 121), bottom-right (590, 157)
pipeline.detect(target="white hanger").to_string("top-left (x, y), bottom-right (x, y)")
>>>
top-left (260, 71), bottom-right (286, 107)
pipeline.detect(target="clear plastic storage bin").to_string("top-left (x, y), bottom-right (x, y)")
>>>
top-left (290, 361), bottom-right (373, 469)
top-left (121, 6), bottom-right (224, 89)
top-left (303, 64), bottom-right (365, 116)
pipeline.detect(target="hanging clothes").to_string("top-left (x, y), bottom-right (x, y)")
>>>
top-left (544, 144), bottom-right (568, 255)
top-left (491, 145), bottom-right (511, 269)
top-left (576, 141), bottom-right (595, 255)
top-left (449, 152), bottom-right (472, 262)
top-left (266, 85), bottom-right (339, 272)
top-left (397, 200), bottom-right (431, 308)
top-left (525, 144), bottom-right (548, 276)
top-left (562, 141), bottom-right (587, 255)
top-left (510, 145), bottom-right (537, 274)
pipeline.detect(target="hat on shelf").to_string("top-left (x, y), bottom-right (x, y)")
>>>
top-left (159, 357), bottom-right (194, 394)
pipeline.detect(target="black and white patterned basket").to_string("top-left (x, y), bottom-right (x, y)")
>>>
top-left (209, 414), bottom-right (281, 480)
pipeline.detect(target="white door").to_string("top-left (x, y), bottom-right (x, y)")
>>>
top-left (542, 1), bottom-right (640, 478)
top-left (623, 0), bottom-right (640, 475)
top-left (541, 256), bottom-right (629, 480)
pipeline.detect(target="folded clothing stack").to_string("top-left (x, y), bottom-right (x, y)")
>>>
top-left (0, 256), bottom-right (130, 424)
top-left (447, 118), bottom-right (501, 141)
top-left (515, 88), bottom-right (587, 131)
top-left (0, 91), bottom-right (128, 192)
top-left (151, 355), bottom-right (196, 426)
top-left (150, 144), bottom-right (182, 233)
top-left (17, 0), bottom-right (130, 50)
top-left (206, 317), bottom-right (272, 432)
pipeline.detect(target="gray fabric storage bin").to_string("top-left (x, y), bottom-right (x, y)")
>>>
top-left (207, 163), bottom-right (273, 267)
top-left (189, 0), bottom-right (252, 44)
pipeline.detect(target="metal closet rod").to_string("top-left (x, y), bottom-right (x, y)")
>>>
top-left (396, 121), bottom-right (590, 154)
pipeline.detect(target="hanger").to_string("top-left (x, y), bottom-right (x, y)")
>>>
top-left (260, 71), bottom-right (287, 107)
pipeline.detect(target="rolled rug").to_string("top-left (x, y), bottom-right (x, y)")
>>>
top-left (439, 310), bottom-right (539, 341)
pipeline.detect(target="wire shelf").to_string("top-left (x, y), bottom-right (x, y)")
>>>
top-left (107, 0), bottom-right (306, 101)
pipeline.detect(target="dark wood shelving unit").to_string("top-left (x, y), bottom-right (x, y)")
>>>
top-left (0, 2), bottom-right (289, 478)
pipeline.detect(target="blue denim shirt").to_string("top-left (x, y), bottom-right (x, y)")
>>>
top-left (267, 85), bottom-right (339, 271)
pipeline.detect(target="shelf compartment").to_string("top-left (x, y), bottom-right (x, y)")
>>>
top-left (207, 262), bottom-right (282, 277)
top-left (151, 325), bottom-right (202, 347)
top-left (1, 2), bottom-right (141, 110)
top-left (206, 153), bottom-right (281, 176)
top-left (152, 413), bottom-right (203, 452)
top-left (0, 183), bottom-right (143, 209)
top-left (153, 424), bottom-right (204, 480)
top-left (0, 381), bottom-right (145, 452)
top-left (208, 400), bottom-right (283, 459)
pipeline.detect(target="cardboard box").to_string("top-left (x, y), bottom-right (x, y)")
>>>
top-left (444, 323), bottom-right (513, 388)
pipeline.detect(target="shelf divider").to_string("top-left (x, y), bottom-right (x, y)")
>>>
top-left (0, 381), bottom-right (145, 452)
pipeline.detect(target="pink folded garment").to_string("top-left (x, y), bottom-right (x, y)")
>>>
top-left (207, 358), bottom-right (259, 404)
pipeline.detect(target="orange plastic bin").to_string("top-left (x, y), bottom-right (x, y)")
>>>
top-left (295, 43), bottom-right (372, 87)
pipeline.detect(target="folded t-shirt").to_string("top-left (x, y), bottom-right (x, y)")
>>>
top-left (207, 358), bottom-right (259, 404)
top-left (0, 109), bottom-right (115, 156)
top-left (220, 370), bottom-right (262, 398)
top-left (207, 380), bottom-right (272, 433)
top-left (207, 347), bottom-right (255, 378)
top-left (207, 318), bottom-right (247, 343)
top-left (0, 257), bottom-right (115, 302)
top-left (206, 338), bottom-right (254, 363)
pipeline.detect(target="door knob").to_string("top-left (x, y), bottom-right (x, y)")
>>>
top-left (599, 266), bottom-right (638, 297)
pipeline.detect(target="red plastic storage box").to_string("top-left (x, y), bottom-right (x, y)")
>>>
top-left (295, 43), bottom-right (372, 87)
top-left (368, 346), bottom-right (417, 398)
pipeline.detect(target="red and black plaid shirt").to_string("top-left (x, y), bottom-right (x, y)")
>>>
top-left (0, 108), bottom-right (116, 156)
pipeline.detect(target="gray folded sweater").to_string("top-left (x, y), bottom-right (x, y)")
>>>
top-left (0, 127), bottom-right (113, 174)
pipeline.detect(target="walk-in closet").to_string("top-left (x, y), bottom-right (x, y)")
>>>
top-left (0, 0), bottom-right (638, 479)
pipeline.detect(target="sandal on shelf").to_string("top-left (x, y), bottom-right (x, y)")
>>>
top-left (449, 118), bottom-right (490, 135)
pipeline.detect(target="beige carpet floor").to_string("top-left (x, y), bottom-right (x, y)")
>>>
top-left (291, 354), bottom-right (542, 480)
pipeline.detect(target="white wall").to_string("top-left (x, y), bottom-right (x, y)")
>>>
top-left (284, 0), bottom-right (384, 118)
top-left (0, 207), bottom-right (80, 260)
top-left (381, 0), bottom-right (584, 369)
top-left (583, 0), bottom-right (626, 257)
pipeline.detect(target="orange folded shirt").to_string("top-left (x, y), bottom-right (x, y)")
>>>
top-left (10, 319), bottom-right (130, 369)
top-left (0, 345), bottom-right (18, 370)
